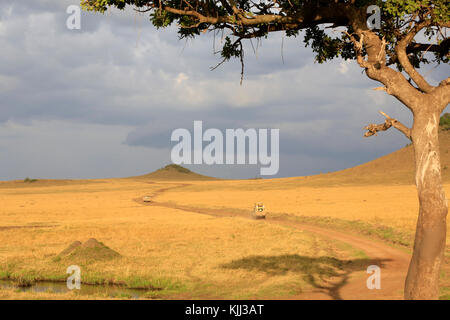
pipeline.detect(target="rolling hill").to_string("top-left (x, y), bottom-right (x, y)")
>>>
top-left (133, 164), bottom-right (216, 181)
top-left (300, 128), bottom-right (450, 186)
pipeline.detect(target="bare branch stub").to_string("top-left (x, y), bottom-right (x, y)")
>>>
top-left (364, 111), bottom-right (412, 140)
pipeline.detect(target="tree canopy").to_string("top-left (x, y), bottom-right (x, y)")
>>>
top-left (81, 1), bottom-right (448, 76)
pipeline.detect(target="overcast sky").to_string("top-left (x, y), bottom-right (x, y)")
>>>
top-left (0, 1), bottom-right (448, 180)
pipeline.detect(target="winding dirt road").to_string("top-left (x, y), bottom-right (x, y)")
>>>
top-left (135, 183), bottom-right (411, 300)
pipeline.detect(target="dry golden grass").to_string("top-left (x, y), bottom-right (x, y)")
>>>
top-left (157, 180), bottom-right (450, 243)
top-left (0, 179), bottom-right (364, 299)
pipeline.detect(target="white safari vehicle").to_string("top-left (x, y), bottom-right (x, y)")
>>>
top-left (252, 203), bottom-right (266, 219)
top-left (142, 196), bottom-right (152, 203)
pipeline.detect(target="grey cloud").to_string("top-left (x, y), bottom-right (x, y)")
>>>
top-left (0, 1), bottom-right (447, 180)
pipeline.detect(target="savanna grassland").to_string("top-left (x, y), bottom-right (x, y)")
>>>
top-left (0, 178), bottom-right (368, 299)
top-left (0, 130), bottom-right (449, 300)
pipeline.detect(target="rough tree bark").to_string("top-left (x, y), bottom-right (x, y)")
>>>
top-left (365, 97), bottom-right (448, 300)
top-left (356, 20), bottom-right (449, 299)
top-left (404, 104), bottom-right (448, 299)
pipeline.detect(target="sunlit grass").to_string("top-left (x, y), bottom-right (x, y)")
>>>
top-left (0, 179), bottom-right (367, 299)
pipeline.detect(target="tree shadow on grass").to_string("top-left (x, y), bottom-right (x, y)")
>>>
top-left (221, 255), bottom-right (390, 300)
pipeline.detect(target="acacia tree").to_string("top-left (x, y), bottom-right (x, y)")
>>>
top-left (81, 0), bottom-right (449, 299)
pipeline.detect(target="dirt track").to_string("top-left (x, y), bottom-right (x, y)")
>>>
top-left (283, 222), bottom-right (410, 300)
top-left (136, 183), bottom-right (411, 300)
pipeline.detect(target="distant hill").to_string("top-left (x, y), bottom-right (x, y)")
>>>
top-left (0, 178), bottom-right (100, 188)
top-left (133, 164), bottom-right (216, 181)
top-left (300, 127), bottom-right (449, 186)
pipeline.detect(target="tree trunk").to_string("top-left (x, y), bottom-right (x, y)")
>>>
top-left (404, 108), bottom-right (448, 300)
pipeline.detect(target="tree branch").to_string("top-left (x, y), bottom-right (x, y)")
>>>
top-left (431, 77), bottom-right (450, 109)
top-left (143, 1), bottom-right (353, 31)
top-left (395, 20), bottom-right (435, 93)
top-left (342, 31), bottom-right (370, 68)
top-left (406, 40), bottom-right (449, 57)
top-left (364, 111), bottom-right (412, 140)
